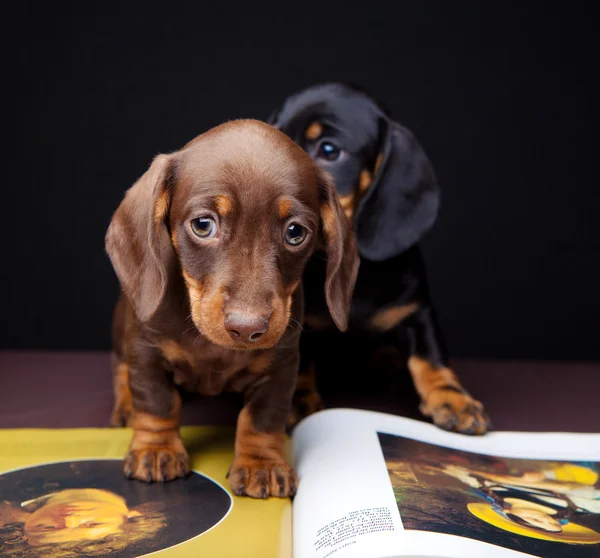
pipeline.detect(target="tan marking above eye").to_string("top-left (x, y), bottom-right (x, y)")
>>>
top-left (278, 198), bottom-right (293, 219)
top-left (359, 169), bottom-right (372, 192)
top-left (305, 122), bottom-right (324, 141)
top-left (215, 195), bottom-right (232, 216)
top-left (370, 303), bottom-right (419, 331)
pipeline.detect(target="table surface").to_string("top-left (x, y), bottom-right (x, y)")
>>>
top-left (1, 351), bottom-right (598, 433)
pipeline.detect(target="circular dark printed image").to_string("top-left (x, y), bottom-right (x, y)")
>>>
top-left (0, 459), bottom-right (232, 557)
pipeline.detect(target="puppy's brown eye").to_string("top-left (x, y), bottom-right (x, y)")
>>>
top-left (191, 217), bottom-right (217, 238)
top-left (284, 223), bottom-right (307, 246)
top-left (317, 141), bottom-right (341, 161)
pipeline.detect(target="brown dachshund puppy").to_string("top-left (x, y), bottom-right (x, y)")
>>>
top-left (105, 119), bottom-right (359, 498)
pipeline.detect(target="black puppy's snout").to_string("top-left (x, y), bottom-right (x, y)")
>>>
top-left (224, 312), bottom-right (269, 342)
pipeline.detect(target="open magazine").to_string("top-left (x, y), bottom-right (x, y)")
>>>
top-left (292, 409), bottom-right (600, 558)
top-left (0, 410), bottom-right (598, 557)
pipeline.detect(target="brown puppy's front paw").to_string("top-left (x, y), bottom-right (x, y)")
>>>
top-left (124, 439), bottom-right (190, 482)
top-left (420, 389), bottom-right (491, 435)
top-left (228, 457), bottom-right (298, 499)
top-left (287, 390), bottom-right (324, 432)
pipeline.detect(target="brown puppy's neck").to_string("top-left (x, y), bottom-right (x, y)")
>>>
top-left (121, 290), bottom-right (299, 398)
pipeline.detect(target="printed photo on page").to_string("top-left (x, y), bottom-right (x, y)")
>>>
top-left (378, 432), bottom-right (600, 558)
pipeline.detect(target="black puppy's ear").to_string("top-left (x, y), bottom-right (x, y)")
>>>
top-left (267, 107), bottom-right (281, 127)
top-left (319, 170), bottom-right (360, 331)
top-left (105, 155), bottom-right (176, 322)
top-left (355, 119), bottom-right (440, 261)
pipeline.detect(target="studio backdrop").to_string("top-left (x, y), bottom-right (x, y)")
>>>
top-left (4, 2), bottom-right (597, 360)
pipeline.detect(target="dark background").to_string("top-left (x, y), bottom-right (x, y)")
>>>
top-left (4, 2), bottom-right (597, 359)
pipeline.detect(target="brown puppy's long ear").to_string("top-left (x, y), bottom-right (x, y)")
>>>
top-left (319, 170), bottom-right (360, 331)
top-left (105, 154), bottom-right (175, 322)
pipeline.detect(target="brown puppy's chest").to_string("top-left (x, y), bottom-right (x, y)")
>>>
top-left (157, 336), bottom-right (272, 396)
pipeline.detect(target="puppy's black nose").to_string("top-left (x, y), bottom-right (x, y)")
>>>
top-left (224, 312), bottom-right (269, 342)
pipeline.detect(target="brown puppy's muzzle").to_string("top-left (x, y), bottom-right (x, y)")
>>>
top-left (224, 311), bottom-right (270, 343)
top-left (184, 270), bottom-right (291, 351)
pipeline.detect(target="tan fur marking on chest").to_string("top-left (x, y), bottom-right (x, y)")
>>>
top-left (248, 351), bottom-right (275, 374)
top-left (159, 340), bottom-right (194, 366)
top-left (370, 303), bottom-right (419, 331)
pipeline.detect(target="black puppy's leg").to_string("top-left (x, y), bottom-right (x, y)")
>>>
top-left (404, 306), bottom-right (490, 435)
top-left (287, 332), bottom-right (324, 431)
top-left (287, 362), bottom-right (324, 432)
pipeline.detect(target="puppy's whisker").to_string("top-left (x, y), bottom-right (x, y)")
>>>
top-left (274, 342), bottom-right (299, 350)
top-left (288, 318), bottom-right (304, 332)
top-left (182, 323), bottom-right (197, 335)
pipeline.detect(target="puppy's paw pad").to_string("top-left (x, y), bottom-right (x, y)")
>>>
top-left (421, 389), bottom-right (490, 435)
top-left (228, 458), bottom-right (297, 498)
top-left (124, 446), bottom-right (190, 482)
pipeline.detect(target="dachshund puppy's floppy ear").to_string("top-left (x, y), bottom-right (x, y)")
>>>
top-left (355, 119), bottom-right (440, 261)
top-left (319, 170), bottom-right (360, 331)
top-left (267, 108), bottom-right (280, 127)
top-left (105, 154), bottom-right (176, 322)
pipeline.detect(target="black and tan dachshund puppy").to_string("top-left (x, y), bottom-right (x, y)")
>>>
top-left (270, 83), bottom-right (490, 435)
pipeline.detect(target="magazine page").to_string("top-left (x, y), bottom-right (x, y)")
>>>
top-left (0, 427), bottom-right (292, 558)
top-left (291, 409), bottom-right (600, 558)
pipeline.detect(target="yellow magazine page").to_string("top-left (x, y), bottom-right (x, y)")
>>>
top-left (0, 427), bottom-right (292, 558)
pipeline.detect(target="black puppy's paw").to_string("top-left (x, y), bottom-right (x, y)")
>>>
top-left (420, 389), bottom-right (491, 435)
